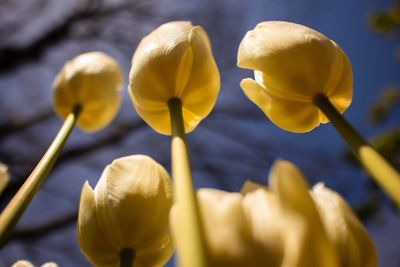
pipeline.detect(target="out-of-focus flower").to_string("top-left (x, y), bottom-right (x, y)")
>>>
top-left (11, 260), bottom-right (34, 267)
top-left (237, 21), bottom-right (352, 133)
top-left (77, 155), bottom-right (174, 267)
top-left (0, 162), bottom-right (9, 194)
top-left (172, 159), bottom-right (376, 267)
top-left (129, 21), bottom-right (220, 135)
top-left (53, 51), bottom-right (123, 132)
top-left (269, 160), bottom-right (376, 267)
top-left (311, 183), bottom-right (377, 267)
top-left (11, 261), bottom-right (58, 267)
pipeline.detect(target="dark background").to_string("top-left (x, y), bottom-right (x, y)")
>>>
top-left (0, 0), bottom-right (399, 266)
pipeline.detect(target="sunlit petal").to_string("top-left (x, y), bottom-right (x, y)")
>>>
top-left (77, 182), bottom-right (119, 267)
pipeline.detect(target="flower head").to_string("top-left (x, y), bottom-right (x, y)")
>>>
top-left (172, 159), bottom-right (376, 267)
top-left (237, 21), bottom-right (352, 133)
top-left (53, 52), bottom-right (123, 132)
top-left (129, 21), bottom-right (220, 135)
top-left (77, 155), bottom-right (174, 267)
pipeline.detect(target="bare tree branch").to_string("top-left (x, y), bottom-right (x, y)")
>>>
top-left (0, 0), bottom-right (140, 73)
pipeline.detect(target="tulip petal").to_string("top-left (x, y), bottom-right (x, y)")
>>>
top-left (240, 180), bottom-right (267, 194)
top-left (242, 189), bottom-right (284, 266)
top-left (269, 160), bottom-right (339, 267)
top-left (180, 26), bottom-right (220, 123)
top-left (312, 183), bottom-right (377, 267)
top-left (240, 78), bottom-right (271, 111)
top-left (77, 181), bottom-right (119, 267)
top-left (267, 97), bottom-right (321, 133)
top-left (134, 236), bottom-right (174, 267)
top-left (269, 160), bottom-right (318, 226)
top-left (196, 189), bottom-right (255, 267)
top-left (322, 45), bottom-right (353, 122)
top-left (240, 78), bottom-right (320, 133)
top-left (77, 94), bottom-right (121, 132)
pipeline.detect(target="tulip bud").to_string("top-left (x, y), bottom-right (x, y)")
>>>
top-left (77, 155), bottom-right (174, 267)
top-left (129, 21), bottom-right (220, 135)
top-left (173, 159), bottom-right (376, 267)
top-left (237, 21), bottom-right (352, 133)
top-left (0, 162), bottom-right (10, 194)
top-left (53, 52), bottom-right (123, 132)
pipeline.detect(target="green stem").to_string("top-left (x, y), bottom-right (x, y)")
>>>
top-left (314, 94), bottom-right (400, 206)
top-left (168, 98), bottom-right (208, 267)
top-left (120, 248), bottom-right (135, 267)
top-left (0, 106), bottom-right (81, 246)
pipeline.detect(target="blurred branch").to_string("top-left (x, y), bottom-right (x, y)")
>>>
top-left (0, 0), bottom-right (138, 73)
top-left (0, 109), bottom-right (53, 139)
top-left (0, 119), bottom-right (145, 205)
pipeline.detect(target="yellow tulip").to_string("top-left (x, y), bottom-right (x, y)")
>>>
top-left (53, 51), bottom-right (123, 132)
top-left (1, 53), bottom-right (124, 246)
top-left (237, 21), bottom-right (352, 133)
top-left (0, 162), bottom-right (10, 194)
top-left (129, 21), bottom-right (220, 135)
top-left (174, 159), bottom-right (376, 267)
top-left (77, 155), bottom-right (174, 267)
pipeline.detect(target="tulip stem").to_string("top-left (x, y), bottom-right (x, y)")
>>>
top-left (120, 248), bottom-right (135, 267)
top-left (0, 105), bottom-right (81, 246)
top-left (168, 97), bottom-right (208, 267)
top-left (314, 94), bottom-right (400, 206)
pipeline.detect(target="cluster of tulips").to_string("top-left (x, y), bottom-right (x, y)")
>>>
top-left (1, 20), bottom-right (400, 267)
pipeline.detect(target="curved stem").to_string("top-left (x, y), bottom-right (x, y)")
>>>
top-left (0, 106), bottom-right (81, 246)
top-left (314, 94), bottom-right (400, 206)
top-left (120, 248), bottom-right (135, 267)
top-left (168, 98), bottom-right (208, 267)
